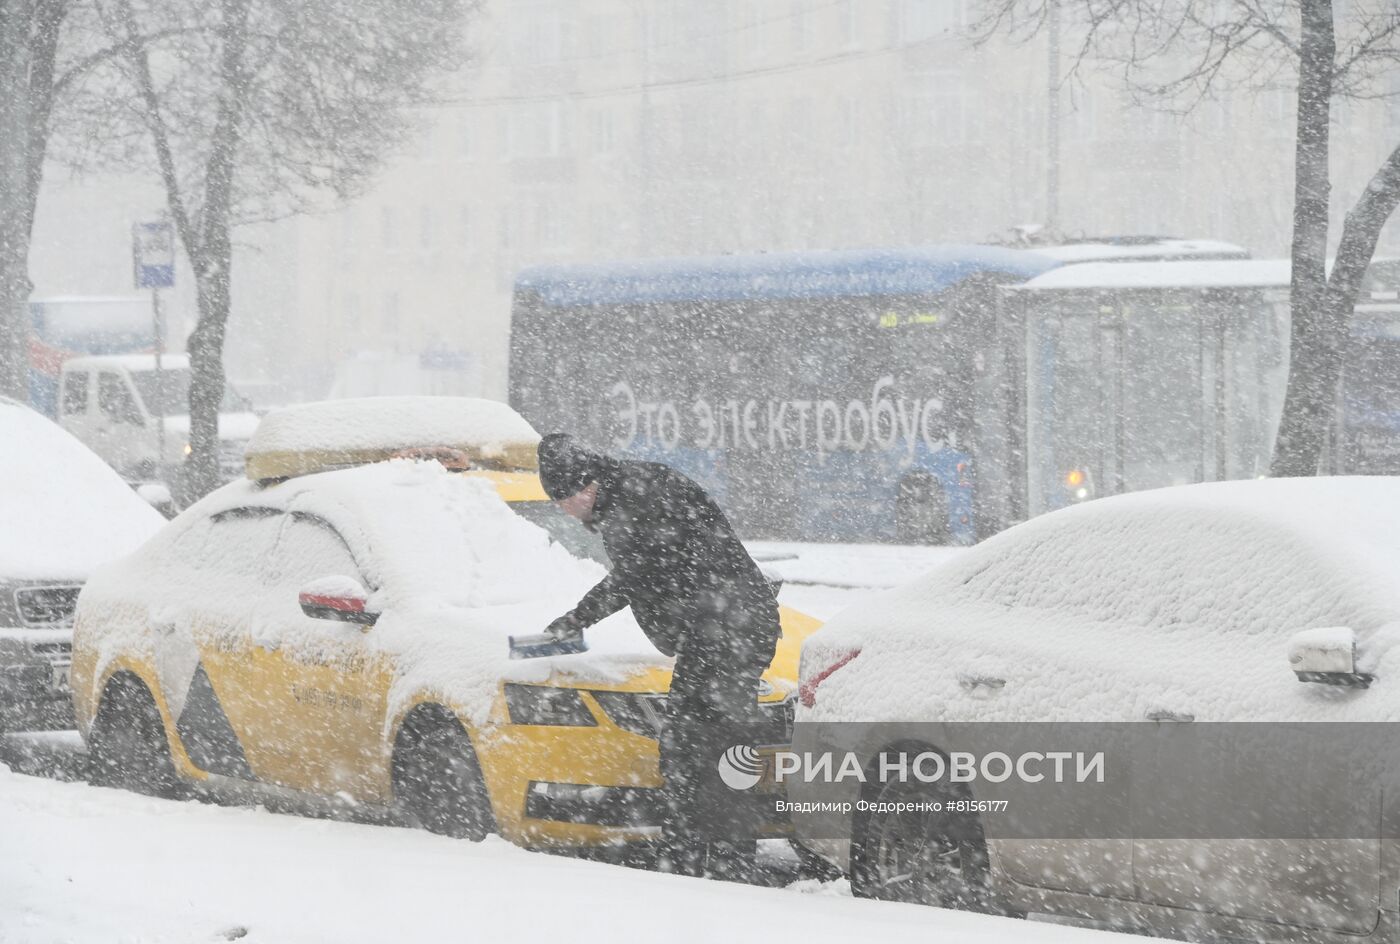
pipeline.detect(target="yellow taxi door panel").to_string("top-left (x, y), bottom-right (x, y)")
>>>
top-left (256, 513), bottom-right (392, 801)
top-left (169, 508), bottom-right (284, 781)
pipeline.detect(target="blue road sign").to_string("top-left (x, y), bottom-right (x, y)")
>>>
top-left (133, 221), bottom-right (175, 289)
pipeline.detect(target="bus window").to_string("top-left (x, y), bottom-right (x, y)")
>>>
top-left (1221, 292), bottom-right (1288, 479)
top-left (1341, 311), bottom-right (1400, 474)
top-left (1026, 299), bottom-right (1109, 516)
top-left (1120, 298), bottom-right (1206, 493)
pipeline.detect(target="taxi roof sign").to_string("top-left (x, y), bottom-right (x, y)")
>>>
top-left (245, 396), bottom-right (541, 482)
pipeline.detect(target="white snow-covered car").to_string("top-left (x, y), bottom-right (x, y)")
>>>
top-left (791, 477), bottom-right (1400, 943)
top-left (72, 397), bottom-right (819, 849)
top-left (0, 398), bottom-right (164, 729)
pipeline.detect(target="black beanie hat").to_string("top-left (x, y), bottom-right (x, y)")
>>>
top-left (537, 433), bottom-right (597, 500)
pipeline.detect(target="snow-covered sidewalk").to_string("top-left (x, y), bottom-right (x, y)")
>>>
top-left (0, 765), bottom-right (1128, 944)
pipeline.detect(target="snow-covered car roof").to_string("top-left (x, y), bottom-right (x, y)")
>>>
top-left (183, 459), bottom-right (585, 611)
top-left (244, 396), bottom-right (540, 481)
top-left (881, 477), bottom-right (1400, 637)
top-left (803, 477), bottom-right (1400, 723)
top-left (0, 399), bottom-right (164, 580)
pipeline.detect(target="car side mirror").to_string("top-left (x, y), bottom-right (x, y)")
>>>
top-left (135, 482), bottom-right (176, 518)
top-left (1288, 627), bottom-right (1373, 688)
top-left (299, 576), bottom-right (379, 627)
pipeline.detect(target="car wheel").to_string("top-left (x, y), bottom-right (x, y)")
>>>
top-left (393, 713), bottom-right (495, 841)
top-left (88, 675), bottom-right (185, 798)
top-left (851, 753), bottom-right (1016, 915)
top-left (895, 473), bottom-right (950, 545)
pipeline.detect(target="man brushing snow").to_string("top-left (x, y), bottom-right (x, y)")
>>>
top-left (534, 432), bottom-right (781, 881)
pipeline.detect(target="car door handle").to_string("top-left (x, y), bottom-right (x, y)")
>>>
top-left (1145, 709), bottom-right (1195, 723)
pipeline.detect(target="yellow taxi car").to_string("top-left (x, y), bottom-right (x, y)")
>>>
top-left (71, 397), bottom-right (821, 849)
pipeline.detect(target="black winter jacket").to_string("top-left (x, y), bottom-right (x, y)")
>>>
top-left (563, 458), bottom-right (778, 656)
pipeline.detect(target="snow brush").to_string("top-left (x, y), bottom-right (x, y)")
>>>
top-left (508, 631), bottom-right (589, 660)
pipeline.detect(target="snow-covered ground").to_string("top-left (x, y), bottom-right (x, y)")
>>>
top-left (0, 763), bottom-right (1132, 944)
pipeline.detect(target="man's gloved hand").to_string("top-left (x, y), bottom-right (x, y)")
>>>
top-left (544, 614), bottom-right (583, 642)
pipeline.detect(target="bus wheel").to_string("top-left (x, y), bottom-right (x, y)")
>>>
top-left (895, 473), bottom-right (950, 545)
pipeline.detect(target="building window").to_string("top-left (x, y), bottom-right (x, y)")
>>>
top-left (381, 207), bottom-right (397, 249)
top-left (383, 291), bottom-right (399, 333)
top-left (589, 107), bottom-right (617, 155)
top-left (901, 0), bottom-right (968, 42)
top-left (509, 102), bottom-right (568, 158)
top-left (837, 0), bottom-right (860, 47)
top-left (739, 5), bottom-right (767, 59)
top-left (792, 3), bottom-right (811, 52)
top-left (836, 96), bottom-right (859, 147)
top-left (345, 293), bottom-right (361, 334)
top-left (459, 117), bottom-right (473, 159)
top-left (419, 206), bottom-right (434, 250)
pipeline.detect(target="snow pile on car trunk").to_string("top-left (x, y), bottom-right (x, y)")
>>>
top-left (244, 396), bottom-right (541, 481)
top-left (0, 401), bottom-right (163, 581)
top-left (801, 477), bottom-right (1400, 725)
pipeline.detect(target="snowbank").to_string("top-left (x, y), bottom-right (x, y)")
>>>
top-left (801, 478), bottom-right (1400, 724)
top-left (0, 764), bottom-right (1129, 944)
top-left (0, 401), bottom-right (163, 581)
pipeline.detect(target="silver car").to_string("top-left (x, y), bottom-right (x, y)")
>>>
top-left (790, 477), bottom-right (1400, 943)
top-left (0, 398), bottom-right (163, 730)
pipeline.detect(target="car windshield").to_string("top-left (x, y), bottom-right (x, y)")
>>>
top-left (129, 367), bottom-right (248, 415)
top-left (508, 500), bottom-right (610, 567)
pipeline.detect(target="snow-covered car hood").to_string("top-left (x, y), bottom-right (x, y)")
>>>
top-left (800, 477), bottom-right (1400, 725)
top-left (0, 401), bottom-right (164, 581)
top-left (161, 412), bottom-right (261, 441)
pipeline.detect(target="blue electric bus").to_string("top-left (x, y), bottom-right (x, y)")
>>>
top-left (508, 240), bottom-right (1248, 543)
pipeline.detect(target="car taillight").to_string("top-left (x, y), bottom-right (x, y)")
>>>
top-left (799, 648), bottom-right (861, 709)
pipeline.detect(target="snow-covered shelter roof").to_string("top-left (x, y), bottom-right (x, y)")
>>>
top-left (515, 245), bottom-right (1059, 307)
top-left (244, 396), bottom-right (541, 481)
top-left (1034, 238), bottom-right (1249, 263)
top-left (1013, 259), bottom-right (1291, 292)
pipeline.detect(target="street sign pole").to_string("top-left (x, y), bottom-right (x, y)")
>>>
top-left (152, 287), bottom-right (165, 466)
top-left (134, 220), bottom-right (175, 483)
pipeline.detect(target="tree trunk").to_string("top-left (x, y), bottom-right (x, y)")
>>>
top-left (182, 250), bottom-right (231, 499)
top-left (0, 0), bottom-right (65, 405)
top-left (176, 0), bottom-right (248, 501)
top-left (0, 0), bottom-right (38, 402)
top-left (1271, 0), bottom-right (1337, 477)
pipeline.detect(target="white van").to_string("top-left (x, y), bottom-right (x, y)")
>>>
top-left (57, 354), bottom-right (260, 485)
